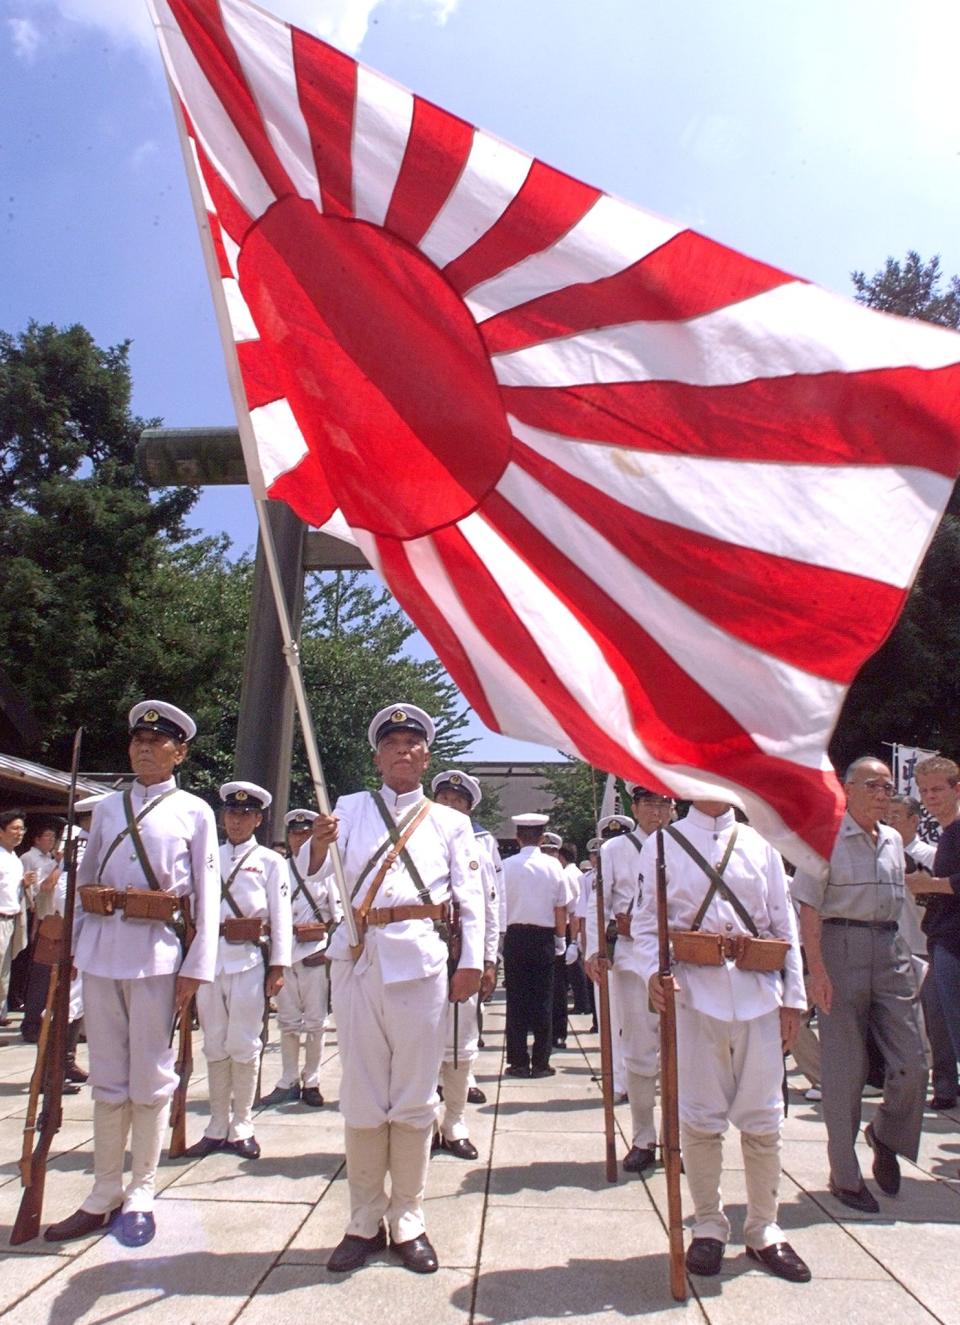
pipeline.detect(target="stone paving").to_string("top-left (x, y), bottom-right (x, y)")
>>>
top-left (0, 995), bottom-right (958, 1324)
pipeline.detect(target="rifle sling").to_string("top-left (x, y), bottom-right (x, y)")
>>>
top-left (97, 788), bottom-right (178, 887)
top-left (664, 825), bottom-right (758, 937)
top-left (356, 798), bottom-right (434, 922)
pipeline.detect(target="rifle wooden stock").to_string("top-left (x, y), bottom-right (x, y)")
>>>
top-left (11, 728), bottom-right (83, 1246)
top-left (169, 895), bottom-right (196, 1160)
top-left (594, 855), bottom-right (618, 1184)
top-left (656, 829), bottom-right (687, 1302)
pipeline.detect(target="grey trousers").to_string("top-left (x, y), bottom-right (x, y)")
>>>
top-left (819, 924), bottom-right (927, 1190)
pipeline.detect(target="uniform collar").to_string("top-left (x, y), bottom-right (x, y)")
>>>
top-left (132, 776), bottom-right (177, 798)
top-left (228, 836), bottom-right (257, 854)
top-left (378, 783), bottom-right (425, 813)
top-left (684, 806), bottom-right (736, 833)
top-left (840, 810), bottom-right (886, 840)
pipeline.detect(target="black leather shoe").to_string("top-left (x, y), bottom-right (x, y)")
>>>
top-left (746, 1242), bottom-right (811, 1282)
top-left (685, 1237), bottom-right (724, 1275)
top-left (44, 1205), bottom-right (121, 1242)
top-left (828, 1178), bottom-right (880, 1213)
top-left (65, 1060), bottom-right (89, 1084)
top-left (530, 1066), bottom-right (556, 1079)
top-left (467, 1086), bottom-right (486, 1104)
top-left (231, 1136), bottom-right (261, 1160)
top-left (391, 1232), bottom-right (439, 1274)
top-left (622, 1145), bottom-right (657, 1175)
top-left (504, 1065), bottom-right (530, 1078)
top-left (441, 1136), bottom-right (479, 1160)
top-left (117, 1211), bottom-right (156, 1248)
top-left (61, 1082), bottom-right (82, 1096)
top-left (182, 1135), bottom-right (227, 1159)
top-left (301, 1086), bottom-right (324, 1108)
top-left (259, 1083), bottom-right (300, 1108)
top-left (328, 1224), bottom-right (387, 1272)
top-left (865, 1122), bottom-right (900, 1195)
top-left (928, 1096), bottom-right (958, 1111)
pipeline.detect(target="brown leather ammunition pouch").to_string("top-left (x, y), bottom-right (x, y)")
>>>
top-left (123, 888), bottom-right (179, 923)
top-left (79, 885), bottom-right (119, 916)
top-left (221, 916), bottom-right (267, 944)
top-left (35, 913), bottom-right (66, 966)
top-left (670, 930), bottom-right (725, 966)
top-left (734, 935), bottom-right (790, 972)
top-left (294, 921), bottom-right (327, 943)
top-left (615, 913), bottom-right (632, 938)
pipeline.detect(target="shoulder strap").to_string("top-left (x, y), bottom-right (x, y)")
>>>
top-left (349, 797), bottom-right (426, 901)
top-left (355, 798), bottom-right (434, 920)
top-left (370, 792), bottom-right (434, 905)
top-left (664, 825), bottom-right (758, 936)
top-left (221, 845), bottom-right (259, 918)
top-left (291, 868), bottom-right (325, 923)
top-left (98, 788), bottom-right (178, 888)
top-left (625, 830), bottom-right (645, 857)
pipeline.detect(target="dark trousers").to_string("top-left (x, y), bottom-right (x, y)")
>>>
top-left (504, 925), bottom-right (555, 1070)
top-left (567, 954), bottom-right (591, 1014)
top-left (22, 955), bottom-right (54, 1039)
top-left (922, 957), bottom-right (959, 1100)
top-left (552, 955), bottom-right (568, 1043)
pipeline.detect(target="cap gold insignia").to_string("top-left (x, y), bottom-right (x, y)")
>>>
top-left (392, 709), bottom-right (407, 723)
top-left (143, 709), bottom-right (159, 723)
top-left (450, 774), bottom-right (462, 785)
top-left (469, 860), bottom-right (479, 870)
top-left (235, 790), bottom-right (248, 802)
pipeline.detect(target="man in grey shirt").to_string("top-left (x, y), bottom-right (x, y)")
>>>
top-left (792, 756), bottom-right (927, 1213)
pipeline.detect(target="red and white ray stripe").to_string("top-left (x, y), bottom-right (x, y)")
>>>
top-left (149, 0), bottom-right (960, 869)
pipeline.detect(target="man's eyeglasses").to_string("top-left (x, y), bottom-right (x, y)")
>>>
top-left (848, 778), bottom-right (895, 795)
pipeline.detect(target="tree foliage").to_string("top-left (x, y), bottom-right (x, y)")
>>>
top-left (832, 254), bottom-right (960, 768)
top-left (535, 759), bottom-right (605, 851)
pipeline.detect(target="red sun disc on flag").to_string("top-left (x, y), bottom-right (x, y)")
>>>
top-left (238, 196), bottom-right (514, 539)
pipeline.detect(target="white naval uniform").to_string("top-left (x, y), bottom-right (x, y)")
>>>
top-left (305, 784), bottom-right (483, 1243)
top-left (73, 777), bottom-right (219, 1216)
top-left (633, 809), bottom-right (805, 1250)
top-left (586, 828), bottom-right (659, 1149)
top-left (197, 839), bottom-right (292, 1143)
top-left (274, 857), bottom-right (342, 1089)
top-left (440, 823), bottom-right (501, 1141)
top-left (583, 850), bottom-right (628, 1096)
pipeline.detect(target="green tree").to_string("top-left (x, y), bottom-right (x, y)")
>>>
top-left (535, 759), bottom-right (605, 850)
top-left (0, 322), bottom-right (196, 770)
top-left (831, 254), bottom-right (960, 769)
top-left (289, 571), bottom-right (474, 804)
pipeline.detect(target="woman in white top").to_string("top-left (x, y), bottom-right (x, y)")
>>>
top-left (0, 809), bottom-right (30, 1024)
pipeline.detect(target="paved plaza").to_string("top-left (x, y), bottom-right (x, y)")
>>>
top-left (0, 995), bottom-right (958, 1324)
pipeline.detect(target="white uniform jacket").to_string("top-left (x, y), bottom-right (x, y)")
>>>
top-left (585, 829), bottom-right (647, 975)
top-left (74, 777), bottom-right (220, 983)
top-left (474, 826), bottom-right (502, 966)
top-left (632, 809), bottom-right (805, 1021)
top-left (217, 839), bottom-right (293, 974)
top-left (288, 854), bottom-right (342, 964)
top-left (501, 846), bottom-right (568, 927)
top-left (305, 785), bottom-right (484, 984)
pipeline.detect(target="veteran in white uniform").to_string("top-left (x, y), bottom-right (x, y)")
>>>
top-left (186, 782), bottom-right (292, 1160)
top-left (586, 788), bottom-right (673, 1174)
top-left (501, 814), bottom-right (569, 1078)
top-left (635, 801), bottom-right (811, 1284)
top-left (261, 808), bottom-right (341, 1110)
top-left (45, 702), bottom-right (219, 1249)
top-left (430, 770), bottom-right (500, 1160)
top-left (303, 705), bottom-right (483, 1276)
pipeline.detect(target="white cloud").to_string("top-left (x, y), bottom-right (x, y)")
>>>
top-left (7, 16), bottom-right (42, 60)
top-left (27, 0), bottom-right (461, 57)
top-left (130, 138), bottom-right (160, 169)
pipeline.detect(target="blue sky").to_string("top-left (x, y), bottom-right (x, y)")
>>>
top-left (3, 0), bottom-right (959, 760)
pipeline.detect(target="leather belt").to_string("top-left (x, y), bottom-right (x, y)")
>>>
top-left (356, 903), bottom-right (446, 927)
top-left (823, 918), bottom-right (897, 932)
top-left (219, 922), bottom-right (271, 936)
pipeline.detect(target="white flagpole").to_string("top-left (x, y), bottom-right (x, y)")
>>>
top-left (160, 68), bottom-right (360, 950)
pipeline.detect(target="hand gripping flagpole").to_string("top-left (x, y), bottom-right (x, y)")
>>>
top-left (160, 68), bottom-right (360, 951)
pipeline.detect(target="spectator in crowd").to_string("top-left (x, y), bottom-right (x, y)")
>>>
top-left (0, 809), bottom-right (34, 1026)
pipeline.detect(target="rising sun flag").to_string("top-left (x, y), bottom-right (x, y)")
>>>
top-left (148, 0), bottom-right (960, 872)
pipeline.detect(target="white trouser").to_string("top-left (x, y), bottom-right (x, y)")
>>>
top-left (676, 1003), bottom-right (784, 1134)
top-left (276, 959), bottom-right (329, 1034)
top-left (278, 1028), bottom-right (325, 1088)
top-left (682, 1124), bottom-right (784, 1248)
top-left (198, 964), bottom-right (264, 1063)
top-left (83, 1098), bottom-right (170, 1216)
top-left (331, 945), bottom-right (447, 1129)
top-left (615, 967), bottom-right (659, 1148)
top-left (204, 1056), bottom-right (260, 1141)
top-left (443, 992), bottom-right (479, 1061)
top-left (82, 973), bottom-right (178, 1105)
top-left (607, 961), bottom-right (626, 1094)
top-left (344, 1121), bottom-right (434, 1243)
top-left (440, 1059), bottom-right (474, 1140)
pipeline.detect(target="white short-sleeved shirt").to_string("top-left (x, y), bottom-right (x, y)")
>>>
top-left (0, 847), bottom-right (23, 915)
top-left (502, 846), bottom-right (568, 928)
